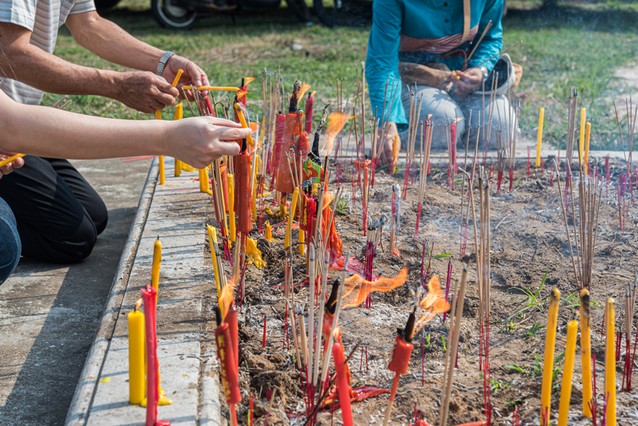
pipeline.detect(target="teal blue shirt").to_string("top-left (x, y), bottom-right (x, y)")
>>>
top-left (365, 0), bottom-right (504, 127)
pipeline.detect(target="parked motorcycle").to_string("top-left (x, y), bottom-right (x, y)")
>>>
top-left (151, 0), bottom-right (310, 29)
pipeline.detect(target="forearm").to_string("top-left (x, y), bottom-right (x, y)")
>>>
top-left (0, 31), bottom-right (119, 98)
top-left (2, 103), bottom-right (169, 159)
top-left (67, 11), bottom-right (163, 72)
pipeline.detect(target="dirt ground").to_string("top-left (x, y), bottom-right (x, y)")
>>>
top-left (206, 149), bottom-right (638, 426)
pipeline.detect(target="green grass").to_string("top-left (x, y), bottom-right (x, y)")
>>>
top-left (47, 0), bottom-right (638, 149)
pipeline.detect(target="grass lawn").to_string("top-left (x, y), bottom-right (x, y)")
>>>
top-left (49, 0), bottom-right (638, 149)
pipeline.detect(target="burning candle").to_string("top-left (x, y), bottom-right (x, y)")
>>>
top-left (580, 289), bottom-right (593, 417)
top-left (578, 108), bottom-right (586, 165)
top-left (540, 288), bottom-right (561, 425)
top-left (151, 237), bottom-right (162, 292)
top-left (558, 320), bottom-right (578, 426)
top-left (535, 107), bottom-right (545, 167)
top-left (284, 187), bottom-right (299, 249)
top-left (605, 298), bottom-right (616, 426)
top-left (128, 300), bottom-right (146, 405)
top-left (228, 173), bottom-right (236, 245)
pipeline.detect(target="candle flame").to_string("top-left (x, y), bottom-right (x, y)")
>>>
top-left (218, 268), bottom-right (239, 321)
top-left (342, 267), bottom-right (408, 309)
top-left (414, 274), bottom-right (450, 334)
top-left (321, 112), bottom-right (353, 157)
top-left (135, 298), bottom-right (142, 311)
top-left (297, 83), bottom-right (312, 103)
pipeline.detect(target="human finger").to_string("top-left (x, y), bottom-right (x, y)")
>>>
top-left (215, 139), bottom-right (242, 156)
top-left (214, 126), bottom-right (252, 141)
top-left (206, 116), bottom-right (244, 128)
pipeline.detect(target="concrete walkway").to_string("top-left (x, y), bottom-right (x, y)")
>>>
top-left (66, 157), bottom-right (222, 426)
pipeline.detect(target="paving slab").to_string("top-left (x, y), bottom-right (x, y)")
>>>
top-left (66, 157), bottom-right (222, 426)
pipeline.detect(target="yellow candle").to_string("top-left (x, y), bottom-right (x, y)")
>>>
top-left (173, 102), bottom-right (183, 177)
top-left (0, 153), bottom-right (26, 168)
top-left (536, 107), bottom-right (545, 167)
top-left (298, 227), bottom-right (305, 256)
top-left (155, 110), bottom-right (166, 185)
top-left (151, 237), bottom-right (162, 292)
top-left (181, 85), bottom-right (240, 92)
top-left (285, 188), bottom-right (299, 249)
top-left (578, 108), bottom-right (586, 165)
top-left (392, 134), bottom-right (400, 173)
top-left (605, 298), bottom-right (616, 426)
top-left (158, 156), bottom-right (166, 185)
top-left (228, 173), bottom-right (236, 245)
top-left (540, 287), bottom-right (561, 425)
top-left (128, 301), bottom-right (146, 405)
top-left (558, 319), bottom-right (578, 426)
top-left (584, 122), bottom-right (591, 174)
top-left (199, 167), bottom-right (211, 194)
top-left (206, 225), bottom-right (222, 296)
top-left (580, 289), bottom-right (593, 417)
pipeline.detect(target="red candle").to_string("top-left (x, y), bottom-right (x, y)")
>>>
top-left (332, 329), bottom-right (353, 426)
top-left (141, 285), bottom-right (170, 426)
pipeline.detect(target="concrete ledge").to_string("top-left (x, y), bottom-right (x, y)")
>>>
top-left (65, 158), bottom-right (221, 426)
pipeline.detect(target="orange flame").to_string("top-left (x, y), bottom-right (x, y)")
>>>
top-left (342, 267), bottom-right (408, 309)
top-left (321, 112), bottom-right (353, 157)
top-left (414, 274), bottom-right (450, 333)
top-left (135, 298), bottom-right (142, 311)
top-left (218, 268), bottom-right (239, 321)
top-left (297, 83), bottom-right (312, 103)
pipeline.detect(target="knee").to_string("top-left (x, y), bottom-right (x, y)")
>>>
top-left (0, 206), bottom-right (21, 284)
top-left (93, 204), bottom-right (108, 236)
top-left (55, 215), bottom-right (98, 263)
top-left (21, 214), bottom-right (97, 264)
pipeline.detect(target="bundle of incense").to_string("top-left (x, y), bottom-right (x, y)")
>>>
top-left (415, 118), bottom-right (433, 239)
top-left (402, 88), bottom-right (423, 198)
top-left (447, 120), bottom-right (459, 190)
top-left (613, 98), bottom-right (637, 178)
top-left (621, 275), bottom-right (637, 392)
top-left (470, 168), bottom-right (492, 424)
top-left (555, 160), bottom-right (602, 290)
top-left (389, 184), bottom-right (401, 257)
top-left (363, 215), bottom-right (386, 308)
top-left (439, 269), bottom-right (468, 426)
top-left (580, 289), bottom-right (593, 417)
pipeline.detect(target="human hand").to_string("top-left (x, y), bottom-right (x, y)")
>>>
top-left (379, 122), bottom-right (400, 168)
top-left (167, 117), bottom-right (252, 168)
top-left (114, 70), bottom-right (179, 114)
top-left (163, 55), bottom-right (210, 102)
top-left (450, 68), bottom-right (484, 97)
top-left (0, 153), bottom-right (25, 179)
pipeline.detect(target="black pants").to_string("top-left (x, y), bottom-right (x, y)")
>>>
top-left (0, 156), bottom-right (108, 263)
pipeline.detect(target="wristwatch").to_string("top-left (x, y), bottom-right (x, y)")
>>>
top-left (478, 66), bottom-right (490, 80)
top-left (156, 51), bottom-right (174, 76)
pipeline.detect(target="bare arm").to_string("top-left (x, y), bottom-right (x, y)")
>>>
top-left (66, 11), bottom-right (209, 99)
top-left (0, 91), bottom-right (251, 168)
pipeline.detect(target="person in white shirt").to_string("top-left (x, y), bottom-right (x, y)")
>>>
top-left (0, 0), bottom-right (211, 263)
